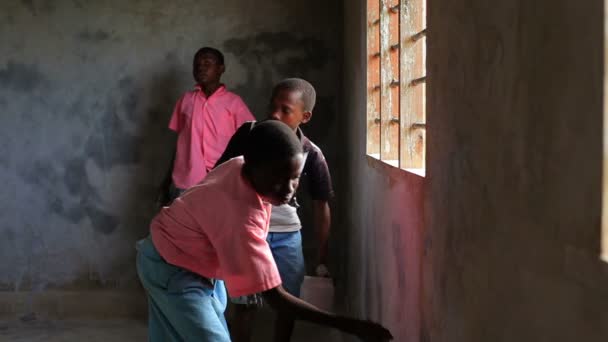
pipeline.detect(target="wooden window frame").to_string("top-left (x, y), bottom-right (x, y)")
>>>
top-left (602, 0), bottom-right (608, 262)
top-left (366, 0), bottom-right (427, 173)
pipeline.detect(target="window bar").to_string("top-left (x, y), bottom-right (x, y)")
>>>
top-left (396, 0), bottom-right (402, 165)
top-left (411, 28), bottom-right (427, 42)
top-left (410, 76), bottom-right (426, 86)
top-left (410, 123), bottom-right (426, 129)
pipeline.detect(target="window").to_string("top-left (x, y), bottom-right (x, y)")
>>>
top-left (367, 0), bottom-right (427, 172)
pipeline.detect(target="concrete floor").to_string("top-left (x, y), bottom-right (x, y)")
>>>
top-left (0, 310), bottom-right (344, 341)
top-left (0, 282), bottom-right (344, 341)
top-left (0, 319), bottom-right (147, 342)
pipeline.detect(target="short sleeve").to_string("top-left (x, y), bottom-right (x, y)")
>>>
top-left (213, 209), bottom-right (282, 297)
top-left (305, 148), bottom-right (334, 201)
top-left (232, 97), bottom-right (255, 129)
top-left (168, 97), bottom-right (184, 132)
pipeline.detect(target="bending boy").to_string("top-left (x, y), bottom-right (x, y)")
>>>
top-left (136, 120), bottom-right (392, 341)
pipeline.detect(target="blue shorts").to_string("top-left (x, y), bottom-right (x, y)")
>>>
top-left (231, 230), bottom-right (305, 305)
top-left (136, 237), bottom-right (230, 342)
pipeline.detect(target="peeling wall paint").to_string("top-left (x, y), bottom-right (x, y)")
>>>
top-left (0, 0), bottom-right (342, 295)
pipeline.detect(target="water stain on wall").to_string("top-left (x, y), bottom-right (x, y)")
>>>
top-left (118, 76), bottom-right (141, 123)
top-left (223, 32), bottom-right (336, 139)
top-left (85, 117), bottom-right (143, 169)
top-left (21, 0), bottom-right (55, 16)
top-left (224, 32), bottom-right (329, 73)
top-left (1, 1), bottom-right (342, 292)
top-left (17, 156), bottom-right (119, 235)
top-left (224, 32), bottom-right (329, 105)
top-left (85, 204), bottom-right (119, 234)
top-left (76, 29), bottom-right (112, 43)
top-left (0, 61), bottom-right (47, 92)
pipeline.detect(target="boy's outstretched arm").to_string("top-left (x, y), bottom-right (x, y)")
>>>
top-left (262, 286), bottom-right (393, 341)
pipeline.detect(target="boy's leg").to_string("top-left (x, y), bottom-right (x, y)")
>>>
top-left (163, 273), bottom-right (229, 341)
top-left (147, 295), bottom-right (182, 341)
top-left (267, 231), bottom-right (306, 342)
top-left (230, 304), bottom-right (257, 342)
top-left (136, 237), bottom-right (230, 342)
top-left (229, 291), bottom-right (264, 342)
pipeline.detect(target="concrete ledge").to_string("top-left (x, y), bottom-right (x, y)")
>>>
top-left (0, 290), bottom-right (146, 320)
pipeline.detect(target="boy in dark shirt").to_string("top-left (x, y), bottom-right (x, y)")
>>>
top-left (215, 78), bottom-right (333, 342)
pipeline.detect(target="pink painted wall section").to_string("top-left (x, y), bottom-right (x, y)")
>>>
top-left (357, 158), bottom-right (424, 342)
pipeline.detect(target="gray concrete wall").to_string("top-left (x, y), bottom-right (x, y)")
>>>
top-left (343, 0), bottom-right (608, 341)
top-left (425, 0), bottom-right (608, 341)
top-left (0, 0), bottom-right (342, 315)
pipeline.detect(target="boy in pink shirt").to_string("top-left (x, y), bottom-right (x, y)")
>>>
top-left (158, 47), bottom-right (254, 205)
top-left (136, 121), bottom-right (392, 341)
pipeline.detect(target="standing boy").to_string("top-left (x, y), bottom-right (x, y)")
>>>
top-left (215, 78), bottom-right (333, 342)
top-left (159, 47), bottom-right (254, 204)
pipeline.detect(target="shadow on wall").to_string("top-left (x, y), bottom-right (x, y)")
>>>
top-left (223, 32), bottom-right (336, 141)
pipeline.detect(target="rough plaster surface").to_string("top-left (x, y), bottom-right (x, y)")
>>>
top-left (424, 1), bottom-right (608, 341)
top-left (343, 0), bottom-right (608, 341)
top-left (0, 0), bottom-right (342, 316)
top-left (0, 315), bottom-right (344, 342)
top-left (0, 319), bottom-right (147, 342)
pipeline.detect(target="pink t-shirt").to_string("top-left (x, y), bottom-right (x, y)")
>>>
top-left (169, 85), bottom-right (254, 189)
top-left (151, 157), bottom-right (282, 297)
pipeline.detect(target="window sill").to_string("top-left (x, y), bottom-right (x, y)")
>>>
top-left (366, 154), bottom-right (426, 178)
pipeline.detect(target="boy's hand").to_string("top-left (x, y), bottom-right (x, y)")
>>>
top-left (349, 319), bottom-right (393, 342)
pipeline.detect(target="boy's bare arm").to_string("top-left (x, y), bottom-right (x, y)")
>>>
top-left (157, 132), bottom-right (177, 207)
top-left (262, 286), bottom-right (392, 341)
top-left (313, 200), bottom-right (331, 267)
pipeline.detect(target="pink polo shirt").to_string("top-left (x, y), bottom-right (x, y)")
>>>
top-left (151, 157), bottom-right (282, 297)
top-left (169, 85), bottom-right (254, 189)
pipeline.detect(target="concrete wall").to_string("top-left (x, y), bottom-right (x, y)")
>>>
top-left (343, 0), bottom-right (608, 341)
top-left (0, 0), bottom-right (342, 317)
top-left (425, 0), bottom-right (608, 341)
